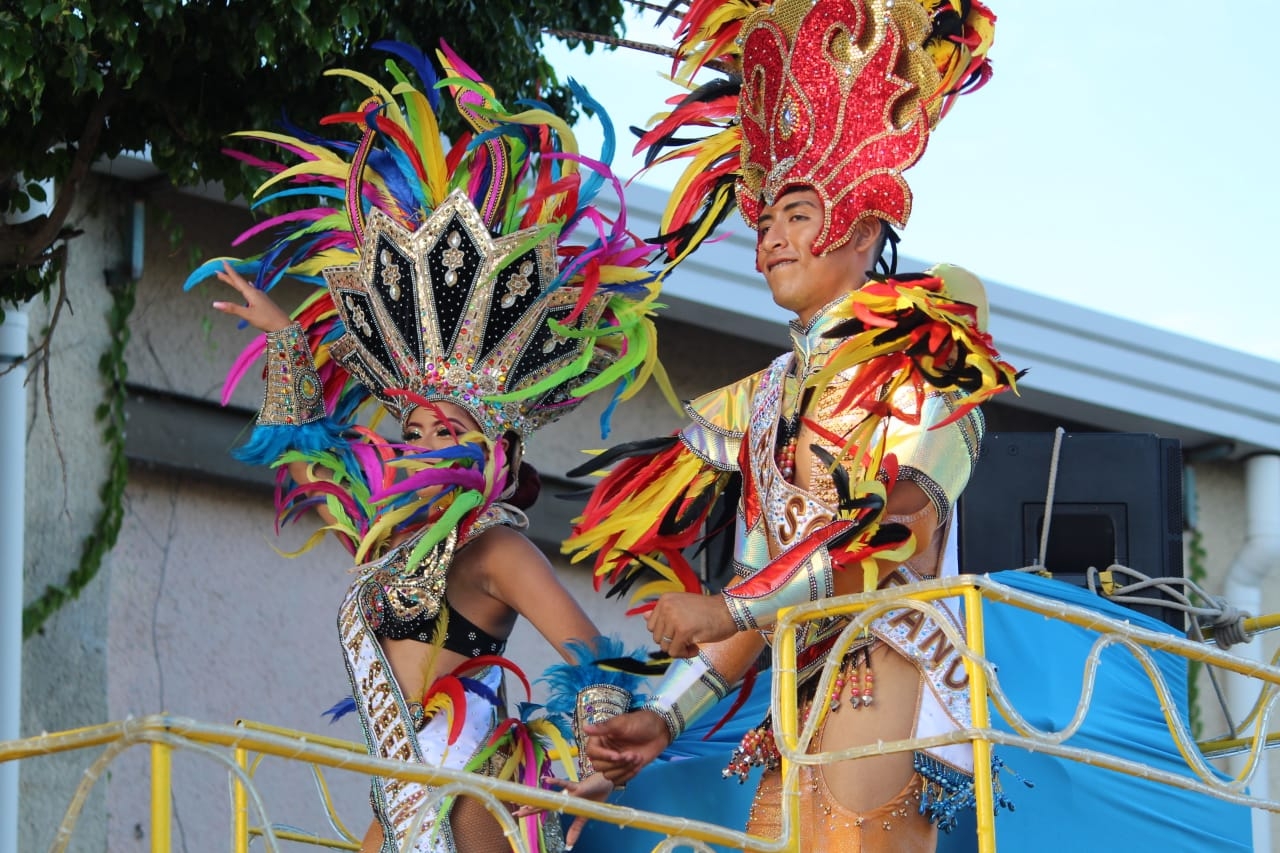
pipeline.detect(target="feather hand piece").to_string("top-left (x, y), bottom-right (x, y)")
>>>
top-left (539, 636), bottom-right (649, 732)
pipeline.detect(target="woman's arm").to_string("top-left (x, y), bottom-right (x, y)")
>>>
top-left (474, 525), bottom-right (601, 658)
top-left (211, 263), bottom-right (338, 526)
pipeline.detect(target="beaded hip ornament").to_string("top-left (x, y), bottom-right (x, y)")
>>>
top-left (724, 635), bottom-right (878, 782)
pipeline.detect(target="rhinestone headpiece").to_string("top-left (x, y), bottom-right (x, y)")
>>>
top-left (638, 0), bottom-right (994, 261)
top-left (193, 41), bottom-right (664, 444)
top-left (326, 191), bottom-right (612, 439)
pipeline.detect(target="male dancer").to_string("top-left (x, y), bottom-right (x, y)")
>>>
top-left (565, 1), bottom-right (1016, 849)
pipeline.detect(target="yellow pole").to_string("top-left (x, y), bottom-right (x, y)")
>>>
top-left (150, 741), bottom-right (171, 853)
top-left (233, 746), bottom-right (249, 853)
top-left (776, 610), bottom-right (799, 849)
top-left (964, 586), bottom-right (996, 853)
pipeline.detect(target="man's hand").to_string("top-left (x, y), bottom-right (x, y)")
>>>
top-left (645, 592), bottom-right (737, 658)
top-left (583, 709), bottom-right (671, 787)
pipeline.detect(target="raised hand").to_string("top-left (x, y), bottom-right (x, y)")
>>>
top-left (583, 709), bottom-right (671, 787)
top-left (210, 262), bottom-right (293, 334)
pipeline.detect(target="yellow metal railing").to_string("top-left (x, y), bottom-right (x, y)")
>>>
top-left (6, 573), bottom-right (1280, 852)
top-left (774, 574), bottom-right (1280, 852)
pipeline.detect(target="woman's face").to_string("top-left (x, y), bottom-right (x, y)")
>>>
top-left (401, 401), bottom-right (481, 451)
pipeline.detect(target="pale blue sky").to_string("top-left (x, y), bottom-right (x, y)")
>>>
top-left (545, 3), bottom-right (1280, 363)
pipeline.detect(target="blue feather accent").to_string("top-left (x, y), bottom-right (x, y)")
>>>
top-left (365, 142), bottom-right (419, 215)
top-left (539, 636), bottom-right (648, 726)
top-left (232, 416), bottom-right (348, 467)
top-left (251, 186), bottom-right (346, 209)
top-left (373, 41), bottom-right (440, 110)
top-left (516, 701), bottom-right (544, 723)
top-left (184, 257), bottom-right (256, 291)
top-left (323, 696), bottom-right (357, 724)
top-left (566, 79), bottom-right (612, 206)
top-left (458, 676), bottom-right (501, 707)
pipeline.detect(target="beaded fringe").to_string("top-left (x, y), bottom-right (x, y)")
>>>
top-left (914, 751), bottom-right (1026, 833)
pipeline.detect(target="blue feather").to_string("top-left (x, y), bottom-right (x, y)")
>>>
top-left (566, 79), bottom-right (613, 206)
top-left (373, 41), bottom-right (440, 110)
top-left (539, 636), bottom-right (648, 725)
top-left (459, 676), bottom-right (501, 707)
top-left (233, 417), bottom-right (349, 467)
top-left (322, 696), bottom-right (357, 724)
top-left (251, 186), bottom-right (346, 209)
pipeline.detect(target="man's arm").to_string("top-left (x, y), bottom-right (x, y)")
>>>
top-left (584, 629), bottom-right (766, 785)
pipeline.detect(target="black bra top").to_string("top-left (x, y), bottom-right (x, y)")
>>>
top-left (373, 594), bottom-right (504, 653)
top-left (367, 592), bottom-right (506, 658)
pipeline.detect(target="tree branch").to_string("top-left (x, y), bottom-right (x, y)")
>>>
top-left (12, 79), bottom-right (122, 266)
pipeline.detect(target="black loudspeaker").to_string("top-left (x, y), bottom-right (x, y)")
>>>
top-left (958, 432), bottom-right (1185, 630)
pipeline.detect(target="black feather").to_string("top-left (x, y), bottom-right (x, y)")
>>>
top-left (565, 435), bottom-right (679, 478)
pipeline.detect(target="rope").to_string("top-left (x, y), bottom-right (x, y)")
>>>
top-left (1035, 427), bottom-right (1066, 568)
top-left (1202, 596), bottom-right (1249, 649)
top-left (1079, 563), bottom-right (1250, 735)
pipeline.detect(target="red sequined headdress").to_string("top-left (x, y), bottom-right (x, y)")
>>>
top-left (639, 0), bottom-right (995, 263)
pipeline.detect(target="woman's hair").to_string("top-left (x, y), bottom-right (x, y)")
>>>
top-left (507, 461), bottom-right (542, 510)
top-left (499, 431), bottom-right (541, 509)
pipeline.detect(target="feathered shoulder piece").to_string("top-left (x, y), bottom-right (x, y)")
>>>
top-left (562, 435), bottom-right (735, 613)
top-left (809, 263), bottom-right (1021, 439)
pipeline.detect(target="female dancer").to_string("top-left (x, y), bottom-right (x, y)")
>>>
top-left (190, 41), bottom-right (658, 852)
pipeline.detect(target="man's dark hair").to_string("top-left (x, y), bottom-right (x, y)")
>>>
top-left (874, 222), bottom-right (901, 276)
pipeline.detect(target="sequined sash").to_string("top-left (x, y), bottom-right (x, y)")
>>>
top-left (338, 582), bottom-right (501, 852)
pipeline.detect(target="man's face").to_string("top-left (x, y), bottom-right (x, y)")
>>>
top-left (755, 189), bottom-right (870, 325)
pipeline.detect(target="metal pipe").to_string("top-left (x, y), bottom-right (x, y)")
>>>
top-left (0, 307), bottom-right (29, 853)
top-left (151, 741), bottom-right (171, 853)
top-left (1222, 453), bottom-right (1280, 853)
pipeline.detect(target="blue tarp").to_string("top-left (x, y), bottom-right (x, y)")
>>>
top-left (938, 570), bottom-right (1251, 852)
top-left (569, 571), bottom-right (1253, 851)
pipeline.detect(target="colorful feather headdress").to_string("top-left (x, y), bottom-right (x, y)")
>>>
top-left (638, 0), bottom-right (995, 264)
top-left (189, 41), bottom-right (668, 442)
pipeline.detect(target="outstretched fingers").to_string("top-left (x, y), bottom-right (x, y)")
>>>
top-left (210, 261), bottom-right (293, 333)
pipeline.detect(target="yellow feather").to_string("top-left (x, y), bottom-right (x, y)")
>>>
top-left (420, 608), bottom-right (449, 693)
top-left (228, 130), bottom-right (341, 164)
top-left (629, 578), bottom-right (687, 606)
top-left (255, 160), bottom-right (352, 199)
top-left (391, 83), bottom-right (448, 206)
top-left (564, 449), bottom-right (714, 567)
top-left (528, 719), bottom-right (580, 782)
top-left (270, 526), bottom-right (330, 559)
top-left (323, 68), bottom-right (406, 127)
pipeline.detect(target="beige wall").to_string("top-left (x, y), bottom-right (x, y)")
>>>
top-left (19, 175), bottom-right (122, 852)
top-left (17, 177), bottom-right (1277, 849)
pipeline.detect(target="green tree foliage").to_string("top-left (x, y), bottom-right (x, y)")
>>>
top-left (0, 0), bottom-right (625, 311)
